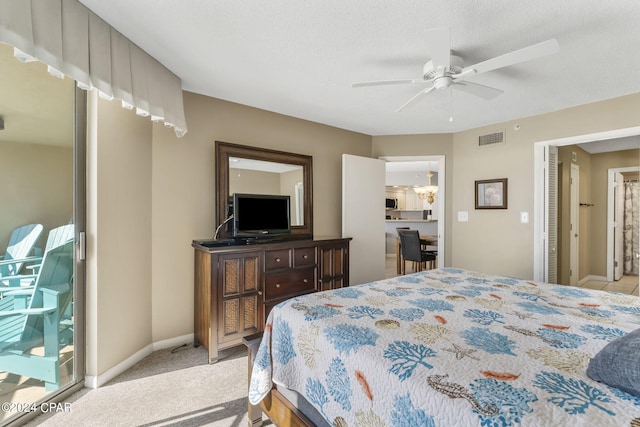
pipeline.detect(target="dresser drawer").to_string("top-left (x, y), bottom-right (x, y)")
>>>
top-left (293, 247), bottom-right (316, 267)
top-left (264, 249), bottom-right (291, 270)
top-left (264, 267), bottom-right (315, 300)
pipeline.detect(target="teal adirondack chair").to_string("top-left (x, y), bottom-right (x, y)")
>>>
top-left (0, 240), bottom-right (74, 391)
top-left (0, 224), bottom-right (44, 286)
top-left (25, 224), bottom-right (75, 275)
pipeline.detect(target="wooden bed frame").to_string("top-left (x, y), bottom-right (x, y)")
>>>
top-left (244, 334), bottom-right (313, 427)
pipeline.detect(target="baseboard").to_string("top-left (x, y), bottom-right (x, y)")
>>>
top-left (152, 333), bottom-right (194, 352)
top-left (578, 275), bottom-right (607, 285)
top-left (84, 344), bottom-right (153, 389)
top-left (84, 333), bottom-right (194, 389)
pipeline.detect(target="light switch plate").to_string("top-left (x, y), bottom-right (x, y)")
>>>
top-left (458, 211), bottom-right (469, 222)
top-left (520, 212), bottom-right (529, 223)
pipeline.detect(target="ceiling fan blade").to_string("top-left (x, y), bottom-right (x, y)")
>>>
top-left (463, 38), bottom-right (559, 75)
top-left (453, 81), bottom-right (503, 100)
top-left (425, 28), bottom-right (451, 69)
top-left (352, 79), bottom-right (428, 88)
top-left (396, 85), bottom-right (436, 112)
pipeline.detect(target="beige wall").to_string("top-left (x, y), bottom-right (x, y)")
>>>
top-left (86, 93), bottom-right (153, 378)
top-left (371, 95), bottom-right (640, 279)
top-left (149, 92), bottom-right (371, 344)
top-left (0, 141), bottom-right (73, 250)
top-left (89, 90), bottom-right (640, 379)
top-left (229, 168), bottom-right (280, 194)
top-left (449, 94), bottom-right (640, 278)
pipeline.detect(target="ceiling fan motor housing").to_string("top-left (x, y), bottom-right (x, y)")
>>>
top-left (422, 54), bottom-right (463, 81)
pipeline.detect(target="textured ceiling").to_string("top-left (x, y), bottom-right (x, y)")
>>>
top-left (77, 0), bottom-right (640, 136)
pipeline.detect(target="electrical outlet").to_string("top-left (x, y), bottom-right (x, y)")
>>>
top-left (458, 211), bottom-right (469, 222)
top-left (520, 212), bottom-right (529, 223)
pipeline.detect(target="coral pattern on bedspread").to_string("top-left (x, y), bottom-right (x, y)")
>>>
top-left (249, 268), bottom-right (640, 426)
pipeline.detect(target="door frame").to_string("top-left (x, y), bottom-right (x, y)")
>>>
top-left (3, 72), bottom-right (87, 427)
top-left (545, 145), bottom-right (559, 283)
top-left (569, 163), bottom-right (579, 285)
top-left (607, 166), bottom-right (640, 281)
top-left (533, 125), bottom-right (640, 281)
top-left (72, 86), bottom-right (87, 388)
top-left (378, 155), bottom-right (446, 268)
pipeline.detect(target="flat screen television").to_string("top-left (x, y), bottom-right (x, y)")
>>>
top-left (232, 193), bottom-right (291, 238)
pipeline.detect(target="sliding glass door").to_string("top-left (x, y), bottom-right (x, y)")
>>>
top-left (0, 42), bottom-right (85, 426)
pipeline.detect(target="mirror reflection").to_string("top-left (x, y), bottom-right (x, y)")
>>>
top-left (229, 157), bottom-right (304, 226)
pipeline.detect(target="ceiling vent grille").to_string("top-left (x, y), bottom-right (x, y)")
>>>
top-left (478, 131), bottom-right (505, 147)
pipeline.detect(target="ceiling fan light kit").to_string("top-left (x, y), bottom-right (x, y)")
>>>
top-left (352, 28), bottom-right (559, 114)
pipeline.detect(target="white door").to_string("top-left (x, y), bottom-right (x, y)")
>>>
top-left (544, 145), bottom-right (558, 283)
top-left (570, 164), bottom-right (579, 286)
top-left (342, 154), bottom-right (386, 285)
top-left (614, 172), bottom-right (625, 280)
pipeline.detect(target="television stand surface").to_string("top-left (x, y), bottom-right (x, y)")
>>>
top-left (248, 237), bottom-right (283, 244)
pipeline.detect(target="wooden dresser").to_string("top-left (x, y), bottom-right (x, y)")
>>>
top-left (193, 237), bottom-right (351, 363)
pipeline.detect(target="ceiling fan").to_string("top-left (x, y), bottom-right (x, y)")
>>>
top-left (352, 28), bottom-right (559, 112)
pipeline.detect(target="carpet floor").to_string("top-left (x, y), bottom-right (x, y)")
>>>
top-left (25, 344), bottom-right (260, 427)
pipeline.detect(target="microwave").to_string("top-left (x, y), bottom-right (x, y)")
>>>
top-left (385, 198), bottom-right (398, 209)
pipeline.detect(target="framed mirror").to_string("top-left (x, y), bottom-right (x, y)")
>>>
top-left (215, 141), bottom-right (313, 239)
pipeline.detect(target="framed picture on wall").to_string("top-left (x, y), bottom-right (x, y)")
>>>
top-left (475, 178), bottom-right (508, 209)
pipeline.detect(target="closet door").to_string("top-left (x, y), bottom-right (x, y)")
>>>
top-left (544, 145), bottom-right (559, 283)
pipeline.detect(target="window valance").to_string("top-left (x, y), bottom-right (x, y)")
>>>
top-left (0, 0), bottom-right (187, 137)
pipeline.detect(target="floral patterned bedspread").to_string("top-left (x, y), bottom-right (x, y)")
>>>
top-left (249, 268), bottom-right (640, 426)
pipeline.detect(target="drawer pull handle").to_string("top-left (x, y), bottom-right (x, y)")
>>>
top-left (257, 291), bottom-right (263, 296)
top-left (303, 279), bottom-right (308, 283)
top-left (303, 254), bottom-right (308, 259)
top-left (275, 283), bottom-right (281, 288)
top-left (275, 257), bottom-right (281, 262)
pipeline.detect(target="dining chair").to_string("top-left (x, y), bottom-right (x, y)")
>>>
top-left (398, 229), bottom-right (436, 273)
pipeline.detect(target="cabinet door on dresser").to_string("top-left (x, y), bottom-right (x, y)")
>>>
top-left (317, 240), bottom-right (349, 291)
top-left (217, 252), bottom-right (263, 345)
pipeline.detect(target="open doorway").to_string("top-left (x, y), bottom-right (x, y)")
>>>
top-left (534, 127), bottom-right (640, 296)
top-left (379, 156), bottom-right (445, 278)
top-left (608, 167), bottom-right (640, 282)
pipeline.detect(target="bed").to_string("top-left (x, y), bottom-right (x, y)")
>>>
top-left (248, 268), bottom-right (640, 426)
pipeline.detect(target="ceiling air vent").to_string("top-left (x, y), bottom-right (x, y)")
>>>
top-left (478, 130), bottom-right (505, 147)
